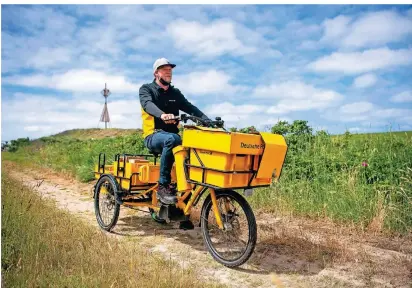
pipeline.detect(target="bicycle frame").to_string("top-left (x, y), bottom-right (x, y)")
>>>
top-left (94, 115), bottom-right (287, 231)
top-left (117, 183), bottom-right (224, 229)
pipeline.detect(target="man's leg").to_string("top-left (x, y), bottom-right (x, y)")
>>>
top-left (145, 131), bottom-right (182, 204)
top-left (145, 132), bottom-right (194, 229)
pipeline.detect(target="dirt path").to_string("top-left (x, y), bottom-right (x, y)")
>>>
top-left (4, 161), bottom-right (411, 288)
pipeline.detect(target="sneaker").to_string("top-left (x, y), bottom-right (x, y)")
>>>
top-left (157, 184), bottom-right (177, 205)
top-left (179, 219), bottom-right (195, 230)
top-left (169, 183), bottom-right (177, 193)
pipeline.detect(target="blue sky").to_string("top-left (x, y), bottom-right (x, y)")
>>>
top-left (2, 4), bottom-right (412, 141)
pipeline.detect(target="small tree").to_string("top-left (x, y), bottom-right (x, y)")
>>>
top-left (290, 120), bottom-right (312, 136)
top-left (239, 126), bottom-right (258, 134)
top-left (315, 130), bottom-right (329, 137)
top-left (271, 120), bottom-right (315, 160)
top-left (271, 121), bottom-right (290, 136)
top-left (8, 137), bottom-right (30, 152)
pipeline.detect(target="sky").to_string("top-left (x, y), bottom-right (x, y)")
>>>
top-left (1, 4), bottom-right (412, 141)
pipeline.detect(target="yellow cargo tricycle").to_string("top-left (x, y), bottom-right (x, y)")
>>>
top-left (93, 114), bottom-right (287, 267)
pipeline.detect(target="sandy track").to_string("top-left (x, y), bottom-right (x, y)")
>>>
top-left (4, 161), bottom-right (411, 288)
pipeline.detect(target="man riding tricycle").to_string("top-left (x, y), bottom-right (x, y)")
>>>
top-left (92, 58), bottom-right (288, 267)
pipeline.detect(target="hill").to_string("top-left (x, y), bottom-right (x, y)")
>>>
top-left (3, 127), bottom-right (411, 234)
top-left (51, 128), bottom-right (143, 140)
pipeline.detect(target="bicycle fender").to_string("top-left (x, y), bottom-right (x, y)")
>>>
top-left (94, 174), bottom-right (120, 198)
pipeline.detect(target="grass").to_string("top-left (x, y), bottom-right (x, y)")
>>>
top-left (247, 131), bottom-right (412, 233)
top-left (52, 128), bottom-right (141, 140)
top-left (1, 172), bottom-right (224, 288)
top-left (3, 130), bottom-right (148, 182)
top-left (3, 128), bottom-right (412, 233)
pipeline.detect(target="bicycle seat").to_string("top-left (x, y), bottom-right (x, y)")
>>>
top-left (148, 150), bottom-right (159, 158)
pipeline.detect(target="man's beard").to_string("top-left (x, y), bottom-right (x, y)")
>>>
top-left (159, 77), bottom-right (171, 86)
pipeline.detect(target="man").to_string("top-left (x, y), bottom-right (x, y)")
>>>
top-left (139, 58), bottom-right (211, 206)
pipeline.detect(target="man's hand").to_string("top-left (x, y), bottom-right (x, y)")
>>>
top-left (161, 113), bottom-right (177, 124)
top-left (203, 119), bottom-right (213, 127)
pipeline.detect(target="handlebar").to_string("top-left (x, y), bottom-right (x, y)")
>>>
top-left (169, 114), bottom-right (225, 129)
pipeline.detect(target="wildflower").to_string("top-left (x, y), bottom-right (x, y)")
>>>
top-left (362, 161), bottom-right (368, 167)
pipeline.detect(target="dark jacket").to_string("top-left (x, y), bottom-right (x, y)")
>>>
top-left (139, 80), bottom-right (209, 138)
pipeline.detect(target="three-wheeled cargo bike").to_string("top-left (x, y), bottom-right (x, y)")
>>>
top-left (93, 114), bottom-right (287, 267)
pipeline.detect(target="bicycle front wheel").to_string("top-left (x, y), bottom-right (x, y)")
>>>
top-left (200, 189), bottom-right (257, 267)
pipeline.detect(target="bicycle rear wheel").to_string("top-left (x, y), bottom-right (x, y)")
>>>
top-left (94, 175), bottom-right (120, 231)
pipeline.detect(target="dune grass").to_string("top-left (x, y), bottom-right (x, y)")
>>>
top-left (248, 131), bottom-right (412, 233)
top-left (1, 172), bottom-right (223, 288)
top-left (3, 128), bottom-right (411, 233)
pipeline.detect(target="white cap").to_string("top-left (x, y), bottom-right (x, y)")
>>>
top-left (153, 58), bottom-right (176, 73)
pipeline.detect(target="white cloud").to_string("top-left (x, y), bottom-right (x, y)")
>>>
top-left (352, 74), bottom-right (378, 88)
top-left (1, 6), bottom-right (78, 73)
top-left (76, 25), bottom-right (122, 57)
top-left (167, 18), bottom-right (256, 57)
top-left (308, 48), bottom-right (412, 74)
top-left (298, 40), bottom-right (318, 50)
top-left (340, 102), bottom-right (374, 114)
top-left (401, 116), bottom-right (412, 124)
top-left (252, 81), bottom-right (343, 114)
top-left (3, 70), bottom-right (141, 93)
top-left (173, 70), bottom-right (240, 95)
top-left (2, 93), bottom-right (142, 140)
top-left (321, 15), bottom-right (351, 43)
top-left (205, 102), bottom-right (265, 116)
top-left (390, 91), bottom-right (412, 103)
top-left (323, 101), bottom-right (412, 124)
top-left (343, 11), bottom-right (412, 49)
top-left (374, 108), bottom-right (412, 119)
top-left (24, 125), bottom-right (52, 132)
top-left (202, 102), bottom-right (288, 130)
top-left (348, 127), bottom-right (362, 132)
top-left (2, 5), bottom-right (77, 36)
top-left (2, 6), bottom-right (412, 139)
top-left (285, 21), bottom-right (321, 38)
top-left (26, 47), bottom-right (72, 69)
top-left (259, 117), bottom-right (292, 126)
top-left (321, 11), bottom-right (412, 49)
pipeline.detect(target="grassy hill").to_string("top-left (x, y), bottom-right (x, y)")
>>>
top-left (52, 128), bottom-right (142, 140)
top-left (3, 128), bottom-right (411, 233)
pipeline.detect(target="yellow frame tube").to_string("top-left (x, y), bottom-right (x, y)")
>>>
top-left (224, 197), bottom-right (231, 214)
top-left (123, 202), bottom-right (160, 211)
top-left (210, 189), bottom-right (224, 229)
top-left (150, 183), bottom-right (159, 206)
top-left (182, 186), bottom-right (203, 215)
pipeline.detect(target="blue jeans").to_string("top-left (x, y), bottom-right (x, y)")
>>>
top-left (144, 131), bottom-right (182, 185)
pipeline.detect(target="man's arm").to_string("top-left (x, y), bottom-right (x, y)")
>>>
top-left (176, 88), bottom-right (210, 121)
top-left (139, 85), bottom-right (164, 118)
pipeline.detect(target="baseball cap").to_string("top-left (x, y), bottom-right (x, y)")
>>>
top-left (153, 58), bottom-right (176, 73)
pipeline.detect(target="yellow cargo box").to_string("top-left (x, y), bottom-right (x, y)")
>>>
top-left (182, 127), bottom-right (265, 155)
top-left (188, 151), bottom-right (272, 188)
top-left (94, 155), bottom-right (177, 190)
top-left (177, 127), bottom-right (288, 189)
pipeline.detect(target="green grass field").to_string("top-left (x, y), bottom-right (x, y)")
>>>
top-left (3, 128), bottom-right (412, 233)
top-left (1, 172), bottom-right (223, 288)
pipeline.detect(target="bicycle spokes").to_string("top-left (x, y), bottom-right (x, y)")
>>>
top-left (206, 195), bottom-right (250, 261)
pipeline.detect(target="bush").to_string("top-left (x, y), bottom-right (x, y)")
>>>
top-left (7, 137), bottom-right (31, 152)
